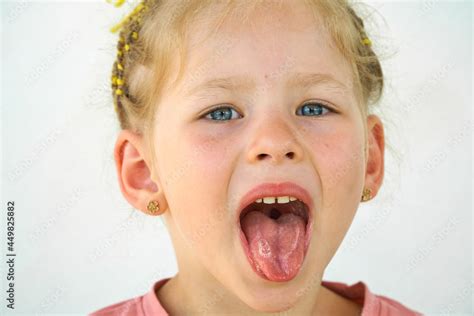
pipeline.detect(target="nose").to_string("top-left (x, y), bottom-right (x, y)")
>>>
top-left (246, 114), bottom-right (304, 165)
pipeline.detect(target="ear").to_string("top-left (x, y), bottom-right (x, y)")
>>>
top-left (363, 114), bottom-right (385, 198)
top-left (114, 129), bottom-right (167, 215)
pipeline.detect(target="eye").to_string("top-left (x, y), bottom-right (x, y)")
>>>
top-left (296, 101), bottom-right (334, 117)
top-left (201, 106), bottom-right (242, 122)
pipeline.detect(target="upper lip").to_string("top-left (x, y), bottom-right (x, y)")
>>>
top-left (236, 181), bottom-right (314, 223)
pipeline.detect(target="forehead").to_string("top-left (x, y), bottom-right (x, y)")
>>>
top-left (170, 1), bottom-right (354, 97)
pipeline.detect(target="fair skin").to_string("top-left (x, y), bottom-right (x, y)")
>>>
top-left (114, 2), bottom-right (384, 315)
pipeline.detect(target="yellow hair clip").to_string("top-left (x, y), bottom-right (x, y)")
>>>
top-left (361, 38), bottom-right (372, 46)
top-left (109, 2), bottom-right (147, 33)
top-left (107, 0), bottom-right (126, 8)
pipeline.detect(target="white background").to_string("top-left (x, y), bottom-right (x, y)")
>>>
top-left (1, 0), bottom-right (472, 315)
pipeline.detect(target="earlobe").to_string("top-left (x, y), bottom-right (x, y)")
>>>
top-left (363, 114), bottom-right (385, 199)
top-left (114, 130), bottom-right (166, 215)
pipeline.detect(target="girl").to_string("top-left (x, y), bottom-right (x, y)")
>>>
top-left (91, 0), bottom-right (422, 315)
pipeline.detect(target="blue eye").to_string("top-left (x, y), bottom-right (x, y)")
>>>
top-left (202, 106), bottom-right (242, 121)
top-left (296, 102), bottom-right (333, 116)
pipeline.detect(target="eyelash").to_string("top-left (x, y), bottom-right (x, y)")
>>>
top-left (200, 101), bottom-right (336, 122)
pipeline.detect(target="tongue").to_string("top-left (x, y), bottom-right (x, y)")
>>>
top-left (241, 210), bottom-right (306, 281)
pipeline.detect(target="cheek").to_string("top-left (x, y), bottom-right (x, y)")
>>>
top-left (318, 132), bottom-right (365, 196)
top-left (156, 125), bottom-right (234, 251)
top-left (158, 123), bottom-right (231, 187)
top-left (181, 126), bottom-right (235, 183)
top-left (304, 119), bottom-right (366, 223)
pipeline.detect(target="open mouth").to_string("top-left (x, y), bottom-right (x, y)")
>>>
top-left (237, 195), bottom-right (312, 282)
top-left (239, 198), bottom-right (309, 225)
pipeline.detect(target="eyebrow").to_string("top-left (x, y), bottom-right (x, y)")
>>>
top-left (184, 76), bottom-right (255, 97)
top-left (184, 72), bottom-right (349, 97)
top-left (288, 72), bottom-right (348, 92)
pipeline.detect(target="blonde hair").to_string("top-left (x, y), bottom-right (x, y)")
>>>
top-left (110, 0), bottom-right (384, 168)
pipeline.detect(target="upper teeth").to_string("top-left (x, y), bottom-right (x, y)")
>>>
top-left (255, 196), bottom-right (299, 204)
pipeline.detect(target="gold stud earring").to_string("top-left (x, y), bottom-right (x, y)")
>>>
top-left (147, 200), bottom-right (160, 214)
top-left (361, 188), bottom-right (372, 202)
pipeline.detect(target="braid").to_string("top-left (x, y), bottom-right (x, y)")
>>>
top-left (347, 5), bottom-right (384, 108)
top-left (347, 6), bottom-right (371, 46)
top-left (110, 0), bottom-right (151, 129)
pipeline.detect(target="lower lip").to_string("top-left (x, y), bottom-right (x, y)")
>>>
top-left (237, 212), bottom-right (313, 282)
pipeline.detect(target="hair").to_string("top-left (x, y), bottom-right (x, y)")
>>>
top-left (110, 0), bottom-right (384, 173)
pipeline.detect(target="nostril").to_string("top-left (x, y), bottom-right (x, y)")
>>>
top-left (257, 152), bottom-right (295, 161)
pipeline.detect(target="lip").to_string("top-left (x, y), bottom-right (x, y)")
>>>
top-left (236, 181), bottom-right (315, 281)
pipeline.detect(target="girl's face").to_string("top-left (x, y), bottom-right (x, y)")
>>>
top-left (150, 2), bottom-right (380, 313)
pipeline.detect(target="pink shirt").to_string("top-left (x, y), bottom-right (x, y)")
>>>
top-left (90, 278), bottom-right (423, 315)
